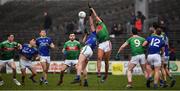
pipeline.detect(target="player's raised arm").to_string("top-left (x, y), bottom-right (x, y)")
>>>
top-left (117, 42), bottom-right (129, 53)
top-left (90, 8), bottom-right (102, 22)
top-left (89, 14), bottom-right (95, 32)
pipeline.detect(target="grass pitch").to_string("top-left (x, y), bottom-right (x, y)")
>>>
top-left (0, 73), bottom-right (179, 90)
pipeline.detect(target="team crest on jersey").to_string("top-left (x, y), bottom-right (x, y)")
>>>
top-left (96, 25), bottom-right (103, 32)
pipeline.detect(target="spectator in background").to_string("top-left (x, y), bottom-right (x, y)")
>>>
top-left (130, 11), bottom-right (146, 32)
top-left (117, 23), bottom-right (124, 34)
top-left (66, 22), bottom-right (75, 34)
top-left (110, 23), bottom-right (123, 38)
top-left (135, 11), bottom-right (146, 32)
top-left (137, 11), bottom-right (146, 24)
top-left (111, 23), bottom-right (118, 35)
top-left (169, 47), bottom-right (176, 61)
top-left (43, 12), bottom-right (52, 33)
top-left (158, 16), bottom-right (169, 35)
top-left (130, 12), bottom-right (136, 25)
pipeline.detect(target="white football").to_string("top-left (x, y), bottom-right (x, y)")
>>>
top-left (78, 11), bottom-right (86, 18)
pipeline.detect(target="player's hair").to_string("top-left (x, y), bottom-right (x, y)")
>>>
top-left (131, 28), bottom-right (138, 35)
top-left (152, 22), bottom-right (160, 29)
top-left (7, 34), bottom-right (14, 38)
top-left (156, 28), bottom-right (162, 35)
top-left (30, 37), bottom-right (36, 41)
top-left (69, 32), bottom-right (75, 35)
top-left (40, 29), bottom-right (46, 32)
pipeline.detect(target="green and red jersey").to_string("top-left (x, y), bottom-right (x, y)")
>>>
top-left (96, 21), bottom-right (110, 43)
top-left (0, 40), bottom-right (19, 60)
top-left (63, 40), bottom-right (81, 60)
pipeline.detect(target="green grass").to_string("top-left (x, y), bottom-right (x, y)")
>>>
top-left (0, 73), bottom-right (179, 90)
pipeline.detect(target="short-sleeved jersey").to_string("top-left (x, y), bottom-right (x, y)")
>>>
top-left (0, 40), bottom-right (19, 60)
top-left (126, 36), bottom-right (145, 56)
top-left (85, 31), bottom-right (97, 50)
top-left (36, 37), bottom-right (52, 56)
top-left (63, 40), bottom-right (81, 60)
top-left (20, 44), bottom-right (38, 60)
top-left (146, 35), bottom-right (165, 54)
top-left (96, 21), bottom-right (110, 43)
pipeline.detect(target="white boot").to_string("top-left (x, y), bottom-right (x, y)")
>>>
top-left (0, 80), bottom-right (4, 86)
top-left (13, 79), bottom-right (21, 86)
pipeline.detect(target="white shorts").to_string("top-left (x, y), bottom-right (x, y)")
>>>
top-left (81, 45), bottom-right (93, 60)
top-left (40, 56), bottom-right (50, 64)
top-left (0, 59), bottom-right (14, 66)
top-left (98, 40), bottom-right (112, 52)
top-left (130, 54), bottom-right (146, 65)
top-left (147, 54), bottom-right (161, 67)
top-left (163, 56), bottom-right (169, 64)
top-left (19, 59), bottom-right (33, 69)
top-left (64, 60), bottom-right (78, 67)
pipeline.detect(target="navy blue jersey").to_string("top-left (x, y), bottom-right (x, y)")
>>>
top-left (20, 44), bottom-right (38, 60)
top-left (36, 37), bottom-right (52, 56)
top-left (162, 34), bottom-right (169, 56)
top-left (85, 31), bottom-right (97, 50)
top-left (164, 45), bottom-right (169, 56)
top-left (146, 35), bottom-right (165, 54)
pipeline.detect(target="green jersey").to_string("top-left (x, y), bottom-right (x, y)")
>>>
top-left (0, 40), bottom-right (19, 60)
top-left (126, 36), bottom-right (145, 56)
top-left (96, 21), bottom-right (110, 43)
top-left (63, 40), bottom-right (81, 60)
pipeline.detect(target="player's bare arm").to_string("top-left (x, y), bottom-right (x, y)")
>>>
top-left (90, 8), bottom-right (101, 22)
top-left (117, 42), bottom-right (129, 53)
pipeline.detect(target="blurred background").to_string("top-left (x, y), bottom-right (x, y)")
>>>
top-left (0, 0), bottom-right (179, 61)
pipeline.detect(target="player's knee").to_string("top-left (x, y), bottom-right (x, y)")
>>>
top-left (104, 60), bottom-right (109, 65)
top-left (151, 65), bottom-right (154, 70)
top-left (32, 71), bottom-right (37, 75)
top-left (128, 68), bottom-right (133, 72)
top-left (44, 69), bottom-right (48, 73)
top-left (22, 73), bottom-right (26, 76)
top-left (22, 75), bottom-right (25, 78)
top-left (12, 68), bottom-right (16, 71)
top-left (97, 57), bottom-right (103, 61)
top-left (63, 65), bottom-right (68, 71)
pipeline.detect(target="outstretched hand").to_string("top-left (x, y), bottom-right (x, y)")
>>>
top-left (115, 53), bottom-right (121, 60)
top-left (88, 2), bottom-right (91, 9)
top-left (88, 3), bottom-right (92, 16)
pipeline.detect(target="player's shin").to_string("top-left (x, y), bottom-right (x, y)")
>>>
top-left (76, 63), bottom-right (82, 81)
top-left (20, 69), bottom-right (25, 83)
top-left (161, 66), bottom-right (167, 81)
top-left (0, 75), bottom-right (3, 81)
top-left (12, 68), bottom-right (17, 79)
top-left (97, 59), bottom-right (102, 77)
top-left (104, 60), bottom-right (109, 78)
top-left (127, 70), bottom-right (132, 84)
top-left (154, 67), bottom-right (160, 86)
top-left (57, 71), bottom-right (64, 85)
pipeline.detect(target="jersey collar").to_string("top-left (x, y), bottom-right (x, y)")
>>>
top-left (40, 36), bottom-right (47, 38)
top-left (151, 34), bottom-right (161, 37)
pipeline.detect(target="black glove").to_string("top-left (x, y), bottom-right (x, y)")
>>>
top-left (88, 9), bottom-right (92, 16)
top-left (88, 3), bottom-right (92, 16)
top-left (88, 2), bottom-right (92, 9)
top-left (115, 53), bottom-right (121, 60)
